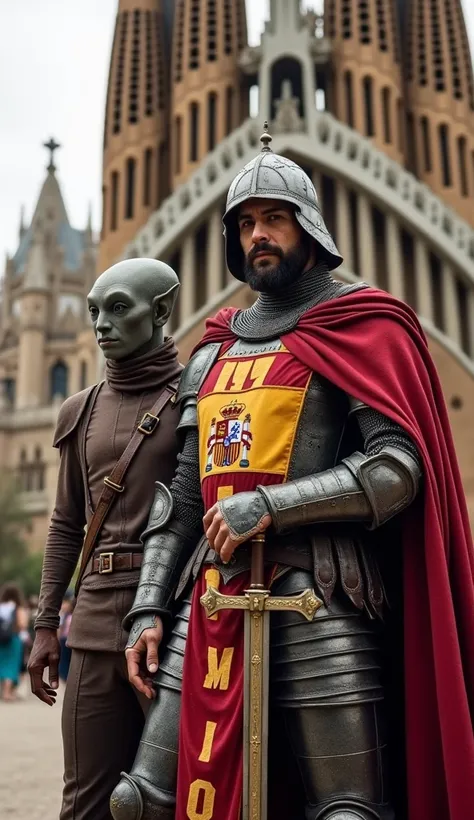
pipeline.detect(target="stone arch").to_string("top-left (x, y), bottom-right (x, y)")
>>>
top-left (270, 56), bottom-right (305, 121)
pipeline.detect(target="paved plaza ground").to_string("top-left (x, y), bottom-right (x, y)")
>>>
top-left (0, 680), bottom-right (64, 819)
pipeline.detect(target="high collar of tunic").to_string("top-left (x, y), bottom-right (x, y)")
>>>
top-left (105, 337), bottom-right (182, 394)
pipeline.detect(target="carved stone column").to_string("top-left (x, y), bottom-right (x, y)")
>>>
top-left (357, 194), bottom-right (376, 284)
top-left (180, 233), bottom-right (196, 324)
top-left (207, 208), bottom-right (224, 302)
top-left (335, 181), bottom-right (354, 273)
top-left (441, 262), bottom-right (462, 348)
top-left (385, 213), bottom-right (404, 299)
top-left (414, 239), bottom-right (433, 323)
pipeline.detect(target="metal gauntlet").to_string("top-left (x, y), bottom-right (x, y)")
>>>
top-left (123, 482), bottom-right (199, 633)
top-left (257, 447), bottom-right (421, 533)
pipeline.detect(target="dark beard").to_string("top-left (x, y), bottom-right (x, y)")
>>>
top-left (243, 239), bottom-right (311, 293)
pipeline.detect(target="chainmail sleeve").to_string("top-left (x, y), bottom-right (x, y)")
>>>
top-left (355, 407), bottom-right (421, 467)
top-left (170, 427), bottom-right (204, 530)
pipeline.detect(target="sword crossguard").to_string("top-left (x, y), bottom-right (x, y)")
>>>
top-left (200, 587), bottom-right (322, 622)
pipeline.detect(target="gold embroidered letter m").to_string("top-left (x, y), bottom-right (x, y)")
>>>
top-left (203, 647), bottom-right (234, 691)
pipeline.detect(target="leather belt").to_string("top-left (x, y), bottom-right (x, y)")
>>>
top-left (92, 552), bottom-right (143, 575)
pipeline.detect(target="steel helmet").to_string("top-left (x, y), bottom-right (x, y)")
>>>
top-left (222, 123), bottom-right (342, 281)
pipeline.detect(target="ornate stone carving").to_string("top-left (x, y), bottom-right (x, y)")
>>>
top-left (272, 81), bottom-right (304, 134)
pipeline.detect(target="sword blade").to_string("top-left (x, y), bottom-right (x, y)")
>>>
top-left (242, 598), bottom-right (270, 820)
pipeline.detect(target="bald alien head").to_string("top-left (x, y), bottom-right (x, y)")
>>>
top-left (87, 258), bottom-right (179, 361)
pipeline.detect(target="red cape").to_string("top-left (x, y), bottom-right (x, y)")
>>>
top-left (194, 288), bottom-right (474, 820)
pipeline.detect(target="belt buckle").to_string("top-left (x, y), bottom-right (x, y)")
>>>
top-left (138, 412), bottom-right (159, 435)
top-left (98, 552), bottom-right (114, 574)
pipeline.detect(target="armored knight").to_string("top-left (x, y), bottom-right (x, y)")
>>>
top-left (112, 131), bottom-right (474, 820)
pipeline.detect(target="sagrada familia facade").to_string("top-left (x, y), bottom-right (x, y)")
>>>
top-left (1, 0), bottom-right (473, 551)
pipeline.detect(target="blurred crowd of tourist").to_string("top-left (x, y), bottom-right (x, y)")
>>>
top-left (0, 582), bottom-right (74, 701)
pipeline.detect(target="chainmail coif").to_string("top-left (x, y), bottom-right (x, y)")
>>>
top-left (231, 262), bottom-right (366, 341)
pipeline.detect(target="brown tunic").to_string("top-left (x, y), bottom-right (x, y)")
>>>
top-left (35, 340), bottom-right (182, 652)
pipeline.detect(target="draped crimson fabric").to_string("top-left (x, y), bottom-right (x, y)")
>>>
top-left (189, 288), bottom-right (474, 820)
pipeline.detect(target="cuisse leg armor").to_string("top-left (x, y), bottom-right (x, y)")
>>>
top-left (270, 569), bottom-right (395, 820)
top-left (110, 596), bottom-right (191, 820)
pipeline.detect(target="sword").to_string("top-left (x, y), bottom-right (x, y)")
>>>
top-left (200, 533), bottom-right (322, 820)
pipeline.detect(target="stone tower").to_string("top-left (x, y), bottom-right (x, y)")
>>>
top-left (170, 0), bottom-right (248, 189)
top-left (99, 0), bottom-right (170, 271)
top-left (404, 0), bottom-right (474, 226)
top-left (16, 223), bottom-right (50, 409)
top-left (324, 0), bottom-right (405, 165)
top-left (0, 143), bottom-right (97, 551)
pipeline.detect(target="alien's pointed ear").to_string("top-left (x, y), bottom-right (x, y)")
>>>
top-left (152, 282), bottom-right (180, 328)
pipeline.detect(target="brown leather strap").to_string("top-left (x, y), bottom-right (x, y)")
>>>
top-left (74, 379), bottom-right (179, 595)
top-left (91, 551), bottom-right (143, 575)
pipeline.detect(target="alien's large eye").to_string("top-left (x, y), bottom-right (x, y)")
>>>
top-left (113, 303), bottom-right (128, 315)
top-left (88, 306), bottom-right (99, 320)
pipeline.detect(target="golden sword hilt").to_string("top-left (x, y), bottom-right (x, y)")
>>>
top-left (200, 532), bottom-right (322, 620)
top-left (200, 585), bottom-right (322, 621)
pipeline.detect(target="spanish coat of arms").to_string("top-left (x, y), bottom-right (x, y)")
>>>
top-left (205, 402), bottom-right (252, 471)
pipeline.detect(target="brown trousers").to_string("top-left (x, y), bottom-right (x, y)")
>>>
top-left (60, 649), bottom-right (148, 820)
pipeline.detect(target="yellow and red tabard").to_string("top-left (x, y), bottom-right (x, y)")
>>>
top-left (176, 341), bottom-right (313, 820)
top-left (198, 341), bottom-right (313, 510)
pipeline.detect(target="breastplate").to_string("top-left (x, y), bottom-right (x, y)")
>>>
top-left (288, 374), bottom-right (348, 479)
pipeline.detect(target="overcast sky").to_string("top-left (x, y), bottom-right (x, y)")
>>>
top-left (1, 0), bottom-right (473, 263)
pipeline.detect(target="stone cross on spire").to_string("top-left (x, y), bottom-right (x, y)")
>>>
top-left (43, 137), bottom-right (61, 172)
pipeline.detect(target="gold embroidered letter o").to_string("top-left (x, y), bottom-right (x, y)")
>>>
top-left (186, 779), bottom-right (216, 820)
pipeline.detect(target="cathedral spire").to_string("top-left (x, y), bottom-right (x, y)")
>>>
top-left (324, 0), bottom-right (404, 166)
top-left (99, 0), bottom-right (170, 272)
top-left (170, 0), bottom-right (248, 189)
top-left (404, 0), bottom-right (474, 226)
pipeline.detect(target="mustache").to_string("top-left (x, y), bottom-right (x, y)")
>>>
top-left (247, 243), bottom-right (283, 263)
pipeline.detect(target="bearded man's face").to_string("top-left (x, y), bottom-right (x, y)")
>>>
top-left (237, 198), bottom-right (313, 293)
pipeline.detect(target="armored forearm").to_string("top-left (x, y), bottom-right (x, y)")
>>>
top-left (123, 482), bottom-right (199, 634)
top-left (217, 446), bottom-right (421, 538)
top-left (258, 447), bottom-right (420, 532)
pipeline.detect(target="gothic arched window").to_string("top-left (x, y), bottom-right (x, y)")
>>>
top-left (110, 171), bottom-right (119, 231)
top-left (125, 157), bottom-right (136, 219)
top-left (421, 116), bottom-right (432, 172)
top-left (190, 102), bottom-right (200, 162)
top-left (439, 124), bottom-right (452, 187)
top-left (270, 57), bottom-right (305, 121)
top-left (143, 148), bottom-right (153, 206)
top-left (208, 92), bottom-right (218, 151)
top-left (344, 71), bottom-right (354, 127)
top-left (3, 377), bottom-right (15, 407)
top-left (175, 116), bottom-right (182, 175)
top-left (457, 136), bottom-right (469, 196)
top-left (225, 86), bottom-right (234, 136)
top-left (381, 87), bottom-right (391, 143)
top-left (362, 76), bottom-right (375, 137)
top-left (50, 361), bottom-right (69, 401)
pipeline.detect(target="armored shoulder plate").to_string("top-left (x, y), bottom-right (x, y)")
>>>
top-left (175, 343), bottom-right (221, 407)
top-left (52, 382), bottom-right (104, 448)
top-left (347, 394), bottom-right (370, 415)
